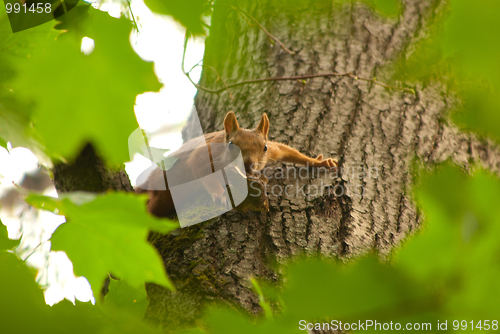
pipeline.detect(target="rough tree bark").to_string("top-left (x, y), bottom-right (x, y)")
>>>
top-left (142, 0), bottom-right (500, 330)
top-left (53, 144), bottom-right (133, 194)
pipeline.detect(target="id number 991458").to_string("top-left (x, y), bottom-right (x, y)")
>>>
top-left (453, 320), bottom-right (498, 331)
top-left (6, 2), bottom-right (52, 14)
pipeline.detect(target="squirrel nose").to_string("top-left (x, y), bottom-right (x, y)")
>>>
top-left (244, 163), bottom-right (254, 174)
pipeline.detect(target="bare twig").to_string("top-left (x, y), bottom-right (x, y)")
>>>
top-left (182, 27), bottom-right (414, 96)
top-left (231, 5), bottom-right (296, 55)
top-left (191, 72), bottom-right (415, 95)
top-left (126, 0), bottom-right (139, 33)
top-left (181, 33), bottom-right (235, 99)
top-left (181, 32), bottom-right (189, 74)
top-left (204, 65), bottom-right (234, 100)
top-left (187, 59), bottom-right (204, 75)
top-left (182, 33), bottom-right (205, 90)
top-left (191, 63), bottom-right (235, 100)
top-left (22, 241), bottom-right (45, 262)
top-left (345, 73), bottom-right (415, 94)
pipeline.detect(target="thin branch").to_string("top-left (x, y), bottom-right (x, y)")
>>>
top-left (181, 32), bottom-right (189, 74)
top-left (347, 74), bottom-right (416, 94)
top-left (182, 26), bottom-right (414, 96)
top-left (187, 59), bottom-right (203, 75)
top-left (126, 0), bottom-right (139, 33)
top-left (22, 240), bottom-right (47, 262)
top-left (192, 72), bottom-right (416, 95)
top-left (192, 64), bottom-right (235, 100)
top-left (234, 9), bottom-right (255, 28)
top-left (182, 33), bottom-right (235, 99)
top-left (205, 65), bottom-right (234, 100)
top-left (182, 33), bottom-right (202, 90)
top-left (231, 5), bottom-right (296, 55)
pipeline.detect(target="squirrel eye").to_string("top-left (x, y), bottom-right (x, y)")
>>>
top-left (264, 144), bottom-right (268, 152)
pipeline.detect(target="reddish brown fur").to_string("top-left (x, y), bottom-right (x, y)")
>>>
top-left (136, 111), bottom-right (337, 217)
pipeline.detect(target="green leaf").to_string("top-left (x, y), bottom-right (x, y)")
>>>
top-left (441, 0), bottom-right (500, 82)
top-left (0, 10), bottom-right (55, 165)
top-left (26, 191), bottom-right (97, 215)
top-left (104, 279), bottom-right (148, 320)
top-left (205, 308), bottom-right (257, 334)
top-left (0, 248), bottom-right (162, 333)
top-left (205, 307), bottom-right (297, 334)
top-left (395, 0), bottom-right (500, 140)
top-left (443, 0), bottom-right (500, 140)
top-left (127, 127), bottom-right (178, 170)
top-left (250, 277), bottom-right (273, 320)
top-left (203, 257), bottom-right (427, 334)
top-left (31, 192), bottom-right (177, 295)
top-left (0, 103), bottom-right (52, 165)
top-left (143, 0), bottom-right (210, 36)
top-left (397, 165), bottom-right (500, 319)
top-left (281, 257), bottom-right (422, 321)
top-left (6, 4), bottom-right (161, 165)
top-left (0, 136), bottom-right (7, 149)
top-left (395, 166), bottom-right (464, 282)
top-left (451, 85), bottom-right (500, 141)
top-left (0, 220), bottom-right (18, 250)
top-left (0, 250), bottom-right (99, 334)
top-left (25, 193), bottom-right (69, 215)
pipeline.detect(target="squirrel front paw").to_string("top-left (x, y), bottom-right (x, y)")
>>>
top-left (313, 154), bottom-right (338, 168)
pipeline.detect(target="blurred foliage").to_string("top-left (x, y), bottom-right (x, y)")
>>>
top-left (0, 245), bottom-right (162, 334)
top-left (395, 0), bottom-right (500, 141)
top-left (402, 166), bottom-right (500, 320)
top-left (104, 278), bottom-right (149, 318)
top-left (0, 5), bottom-right (54, 165)
top-left (25, 191), bottom-right (178, 294)
top-left (141, 0), bottom-right (400, 37)
top-left (4, 163), bottom-right (499, 332)
top-left (143, 0), bottom-right (211, 36)
top-left (178, 165), bottom-right (500, 334)
top-left (1, 0), bottom-right (500, 333)
top-left (0, 219), bottom-right (19, 250)
top-left (0, 3), bottom-right (160, 165)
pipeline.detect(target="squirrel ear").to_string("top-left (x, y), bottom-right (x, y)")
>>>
top-left (256, 113), bottom-right (269, 139)
top-left (224, 111), bottom-right (240, 137)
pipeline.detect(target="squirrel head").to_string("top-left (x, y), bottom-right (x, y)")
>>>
top-left (223, 111), bottom-right (269, 174)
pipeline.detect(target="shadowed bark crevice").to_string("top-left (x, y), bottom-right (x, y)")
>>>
top-left (53, 143), bottom-right (133, 193)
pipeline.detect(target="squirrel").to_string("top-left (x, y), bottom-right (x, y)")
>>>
top-left (135, 111), bottom-right (337, 218)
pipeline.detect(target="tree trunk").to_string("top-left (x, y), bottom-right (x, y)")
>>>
top-left (145, 0), bottom-right (500, 330)
top-left (53, 144), bottom-right (133, 194)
